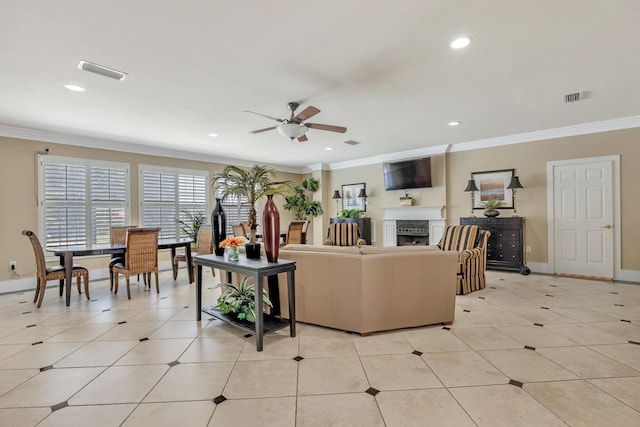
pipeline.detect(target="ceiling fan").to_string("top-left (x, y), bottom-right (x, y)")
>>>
top-left (244, 102), bottom-right (347, 142)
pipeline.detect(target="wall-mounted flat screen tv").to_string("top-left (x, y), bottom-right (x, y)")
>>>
top-left (383, 157), bottom-right (432, 190)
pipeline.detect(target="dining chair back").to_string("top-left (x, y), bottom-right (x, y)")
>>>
top-left (112, 227), bottom-right (160, 299)
top-left (285, 221), bottom-right (307, 245)
top-left (232, 224), bottom-right (246, 238)
top-left (109, 225), bottom-right (136, 290)
top-left (22, 230), bottom-right (89, 308)
top-left (172, 225), bottom-right (214, 280)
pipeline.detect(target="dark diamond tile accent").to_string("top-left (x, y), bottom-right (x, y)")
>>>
top-left (610, 292), bottom-right (619, 294)
top-left (621, 319), bottom-right (631, 323)
top-left (40, 365), bottom-right (54, 372)
top-left (463, 309), bottom-right (471, 313)
top-left (139, 337), bottom-right (149, 342)
top-left (490, 286), bottom-right (497, 289)
top-left (546, 294), bottom-right (554, 297)
top-left (244, 333), bottom-right (253, 338)
top-left (90, 299), bottom-right (98, 302)
top-left (51, 401), bottom-right (68, 412)
top-left (534, 323), bottom-right (544, 327)
top-left (540, 307), bottom-right (549, 310)
top-left (629, 340), bottom-right (640, 345)
top-left (103, 309), bottom-right (111, 312)
top-left (168, 360), bottom-right (180, 367)
top-left (549, 284), bottom-right (557, 287)
top-left (183, 306), bottom-right (189, 309)
top-left (19, 301), bottom-right (27, 304)
top-left (161, 296), bottom-right (168, 300)
top-left (17, 292), bottom-right (24, 295)
top-left (615, 304), bottom-right (624, 307)
top-left (293, 356), bottom-right (304, 362)
top-left (412, 350), bottom-right (423, 356)
top-left (499, 279), bottom-right (504, 281)
top-left (478, 296), bottom-right (486, 299)
top-left (118, 321), bottom-right (127, 325)
top-left (26, 324), bottom-right (36, 328)
top-left (524, 345), bottom-right (536, 351)
top-left (213, 395), bottom-right (227, 405)
top-left (442, 326), bottom-right (451, 330)
top-left (22, 311), bottom-right (31, 315)
top-left (32, 341), bottom-right (43, 346)
top-left (509, 379), bottom-right (524, 388)
top-left (365, 387), bottom-right (380, 396)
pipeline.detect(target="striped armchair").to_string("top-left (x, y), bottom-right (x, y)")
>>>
top-left (323, 222), bottom-right (366, 246)
top-left (438, 225), bottom-right (491, 295)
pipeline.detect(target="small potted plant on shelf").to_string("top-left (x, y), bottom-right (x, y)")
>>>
top-left (339, 208), bottom-right (362, 219)
top-left (177, 210), bottom-right (206, 247)
top-left (214, 276), bottom-right (273, 322)
top-left (481, 198), bottom-right (503, 217)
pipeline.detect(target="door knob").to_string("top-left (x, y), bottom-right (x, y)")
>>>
top-left (601, 224), bottom-right (612, 229)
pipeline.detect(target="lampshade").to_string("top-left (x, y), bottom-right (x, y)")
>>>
top-left (507, 176), bottom-right (524, 189)
top-left (332, 190), bottom-right (342, 199)
top-left (357, 188), bottom-right (368, 199)
top-left (276, 123), bottom-right (308, 139)
top-left (464, 179), bottom-right (479, 192)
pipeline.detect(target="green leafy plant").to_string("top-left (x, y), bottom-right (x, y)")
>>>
top-left (283, 177), bottom-right (323, 220)
top-left (214, 276), bottom-right (273, 322)
top-left (211, 165), bottom-right (289, 244)
top-left (339, 208), bottom-right (362, 218)
top-left (481, 198), bottom-right (503, 211)
top-left (177, 210), bottom-right (207, 245)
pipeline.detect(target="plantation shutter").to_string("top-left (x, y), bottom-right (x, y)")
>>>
top-left (216, 189), bottom-right (259, 236)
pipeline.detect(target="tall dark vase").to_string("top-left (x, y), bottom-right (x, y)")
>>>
top-left (211, 198), bottom-right (226, 256)
top-left (262, 194), bottom-right (280, 262)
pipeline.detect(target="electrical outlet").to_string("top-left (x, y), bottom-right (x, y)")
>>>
top-left (10, 261), bottom-right (16, 270)
top-left (526, 246), bottom-right (532, 253)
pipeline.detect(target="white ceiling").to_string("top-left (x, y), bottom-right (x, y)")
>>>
top-left (1, 1), bottom-right (639, 171)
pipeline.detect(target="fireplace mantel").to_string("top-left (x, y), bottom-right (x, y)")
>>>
top-left (382, 206), bottom-right (446, 247)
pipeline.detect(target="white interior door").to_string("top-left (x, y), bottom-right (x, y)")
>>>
top-left (553, 160), bottom-right (614, 279)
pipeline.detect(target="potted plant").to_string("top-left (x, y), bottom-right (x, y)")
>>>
top-left (481, 198), bottom-right (503, 217)
top-left (211, 165), bottom-right (289, 256)
top-left (177, 210), bottom-right (206, 246)
top-left (339, 208), bottom-right (362, 219)
top-left (214, 276), bottom-right (273, 322)
top-left (283, 177), bottom-right (323, 220)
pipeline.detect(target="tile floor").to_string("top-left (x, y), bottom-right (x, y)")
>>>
top-left (0, 269), bottom-right (639, 426)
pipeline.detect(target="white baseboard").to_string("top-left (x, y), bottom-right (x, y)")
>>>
top-left (615, 269), bottom-right (640, 284)
top-left (525, 262), bottom-right (639, 284)
top-left (526, 262), bottom-right (554, 275)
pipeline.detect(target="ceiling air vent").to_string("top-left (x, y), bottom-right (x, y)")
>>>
top-left (344, 140), bottom-right (360, 145)
top-left (563, 91), bottom-right (584, 103)
top-left (77, 60), bottom-right (128, 81)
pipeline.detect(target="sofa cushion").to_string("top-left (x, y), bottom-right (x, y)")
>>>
top-left (358, 245), bottom-right (440, 255)
top-left (281, 244), bottom-right (361, 254)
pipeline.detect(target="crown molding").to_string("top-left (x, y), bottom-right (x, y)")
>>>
top-left (328, 144), bottom-right (450, 171)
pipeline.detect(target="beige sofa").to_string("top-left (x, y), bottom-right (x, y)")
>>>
top-left (276, 244), bottom-right (458, 335)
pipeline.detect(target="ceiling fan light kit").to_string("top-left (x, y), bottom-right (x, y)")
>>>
top-left (277, 123), bottom-right (308, 140)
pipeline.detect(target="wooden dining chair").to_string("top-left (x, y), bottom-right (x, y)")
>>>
top-left (173, 224), bottom-right (214, 280)
top-left (232, 224), bottom-right (246, 238)
top-left (112, 227), bottom-right (160, 299)
top-left (109, 225), bottom-right (135, 290)
top-left (22, 230), bottom-right (89, 308)
top-left (285, 221), bottom-right (307, 245)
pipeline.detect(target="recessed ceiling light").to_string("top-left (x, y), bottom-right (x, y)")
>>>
top-left (77, 60), bottom-right (128, 81)
top-left (64, 84), bottom-right (86, 92)
top-left (207, 133), bottom-right (218, 137)
top-left (448, 121), bottom-right (461, 126)
top-left (450, 37), bottom-right (471, 49)
top-left (324, 147), bottom-right (333, 151)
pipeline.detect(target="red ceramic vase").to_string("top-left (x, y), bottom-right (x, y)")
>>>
top-left (262, 194), bottom-right (280, 262)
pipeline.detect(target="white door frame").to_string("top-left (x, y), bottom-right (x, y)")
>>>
top-left (546, 155), bottom-right (621, 279)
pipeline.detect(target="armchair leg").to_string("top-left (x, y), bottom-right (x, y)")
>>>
top-left (114, 274), bottom-right (119, 295)
top-left (155, 271), bottom-right (159, 294)
top-left (76, 276), bottom-right (81, 294)
top-left (36, 280), bottom-right (46, 308)
top-left (126, 276), bottom-right (131, 300)
top-left (84, 273), bottom-right (90, 300)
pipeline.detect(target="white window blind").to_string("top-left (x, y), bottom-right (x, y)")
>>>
top-left (215, 189), bottom-right (260, 236)
top-left (140, 166), bottom-right (209, 239)
top-left (39, 156), bottom-right (130, 247)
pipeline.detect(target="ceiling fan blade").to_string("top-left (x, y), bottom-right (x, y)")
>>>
top-left (293, 106), bottom-right (320, 121)
top-left (243, 110), bottom-right (283, 122)
top-left (249, 126), bottom-right (277, 134)
top-left (297, 135), bottom-right (308, 142)
top-left (305, 123), bottom-right (347, 133)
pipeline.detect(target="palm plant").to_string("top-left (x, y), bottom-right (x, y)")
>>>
top-left (214, 276), bottom-right (273, 322)
top-left (283, 177), bottom-right (323, 220)
top-left (211, 165), bottom-right (289, 244)
top-left (177, 210), bottom-right (206, 245)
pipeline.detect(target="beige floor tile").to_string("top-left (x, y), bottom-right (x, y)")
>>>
top-left (589, 321), bottom-right (640, 342)
top-left (38, 310), bottom-right (102, 326)
top-left (480, 348), bottom-right (578, 382)
top-left (468, 309), bottom-right (532, 326)
top-left (377, 389), bottom-right (476, 427)
top-left (449, 310), bottom-right (489, 328)
top-left (589, 377), bottom-right (640, 410)
top-left (422, 351), bottom-right (508, 387)
top-left (550, 307), bottom-right (620, 322)
top-left (403, 327), bottom-right (471, 352)
top-left (297, 323), bottom-right (353, 337)
top-left (497, 325), bottom-right (578, 347)
top-left (592, 304), bottom-right (640, 320)
top-left (95, 321), bottom-right (164, 341)
top-left (144, 362), bottom-right (234, 402)
top-left (208, 397), bottom-right (296, 427)
top-left (353, 333), bottom-right (413, 356)
top-left (83, 309), bottom-right (141, 324)
top-left (45, 323), bottom-right (115, 342)
top-left (179, 337), bottom-right (245, 363)
top-left (238, 335), bottom-right (299, 361)
top-left (298, 356), bottom-right (368, 395)
top-left (0, 369), bottom-right (39, 396)
top-left (223, 359), bottom-right (297, 398)
top-left (0, 408), bottom-right (51, 427)
top-left (0, 343), bottom-right (29, 363)
top-left (0, 326), bottom-right (23, 338)
top-left (587, 343), bottom-right (640, 370)
top-left (544, 323), bottom-right (627, 345)
top-left (537, 346), bottom-right (640, 378)
top-left (450, 384), bottom-right (567, 426)
top-left (507, 308), bottom-right (578, 324)
top-left (0, 325), bottom-right (70, 345)
top-left (55, 340), bottom-right (140, 368)
top-left (37, 404), bottom-right (136, 427)
top-left (122, 401), bottom-right (215, 427)
top-left (69, 365), bottom-right (169, 405)
top-left (128, 308), bottom-right (182, 322)
top-left (298, 335), bottom-right (357, 358)
top-left (114, 338), bottom-right (192, 365)
top-left (296, 393), bottom-right (385, 427)
top-left (0, 367), bottom-right (103, 408)
top-left (525, 380), bottom-right (640, 425)
top-left (0, 342), bottom-right (84, 369)
top-left (451, 327), bottom-right (522, 350)
top-left (361, 354), bottom-right (442, 390)
top-left (198, 320), bottom-right (248, 338)
top-left (148, 320), bottom-right (207, 339)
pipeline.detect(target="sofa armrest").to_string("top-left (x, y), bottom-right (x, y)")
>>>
top-left (459, 247), bottom-right (483, 262)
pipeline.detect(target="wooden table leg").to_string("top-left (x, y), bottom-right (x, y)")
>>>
top-left (64, 252), bottom-right (72, 306)
top-left (196, 264), bottom-right (202, 321)
top-left (287, 270), bottom-right (296, 337)
top-left (186, 244), bottom-right (194, 283)
top-left (255, 273), bottom-right (264, 352)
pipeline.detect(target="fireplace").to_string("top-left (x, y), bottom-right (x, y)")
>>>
top-left (396, 220), bottom-right (429, 246)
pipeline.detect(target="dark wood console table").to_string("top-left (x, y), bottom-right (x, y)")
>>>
top-left (194, 254), bottom-right (296, 351)
top-left (460, 216), bottom-right (530, 275)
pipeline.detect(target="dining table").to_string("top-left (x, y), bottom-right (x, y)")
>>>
top-left (49, 237), bottom-right (193, 306)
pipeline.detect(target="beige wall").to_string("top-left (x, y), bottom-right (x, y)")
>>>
top-left (0, 137), bottom-right (299, 284)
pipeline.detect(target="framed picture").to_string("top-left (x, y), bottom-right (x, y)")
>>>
top-left (342, 183), bottom-right (366, 212)
top-left (471, 169), bottom-right (514, 210)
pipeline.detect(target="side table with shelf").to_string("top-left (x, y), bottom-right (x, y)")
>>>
top-left (460, 216), bottom-right (530, 275)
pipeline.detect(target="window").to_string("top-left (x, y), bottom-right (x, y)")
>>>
top-left (139, 165), bottom-right (209, 239)
top-left (39, 155), bottom-right (130, 247)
